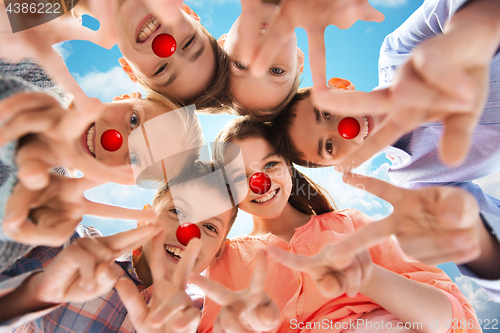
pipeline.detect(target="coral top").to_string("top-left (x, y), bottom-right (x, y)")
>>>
top-left (198, 209), bottom-right (478, 333)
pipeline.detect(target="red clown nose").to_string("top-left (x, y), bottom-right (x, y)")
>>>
top-left (101, 129), bottom-right (123, 152)
top-left (338, 117), bottom-right (361, 139)
top-left (152, 34), bottom-right (177, 58)
top-left (176, 223), bottom-right (201, 246)
top-left (249, 172), bottom-right (271, 194)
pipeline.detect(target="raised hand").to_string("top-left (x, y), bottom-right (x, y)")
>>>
top-left (244, 0), bottom-right (384, 88)
top-left (3, 173), bottom-right (156, 246)
top-left (340, 173), bottom-right (481, 265)
top-left (34, 226), bottom-right (162, 303)
top-left (0, 91), bottom-right (135, 190)
top-left (267, 242), bottom-right (373, 299)
top-left (190, 250), bottom-right (280, 333)
top-left (336, 0), bottom-right (500, 168)
top-left (116, 234), bottom-right (202, 333)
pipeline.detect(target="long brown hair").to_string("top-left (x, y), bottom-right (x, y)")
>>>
top-left (214, 117), bottom-right (336, 215)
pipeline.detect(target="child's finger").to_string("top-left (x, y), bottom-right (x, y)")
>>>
top-left (307, 29), bottom-right (328, 94)
top-left (344, 258), bottom-right (362, 298)
top-left (173, 305), bottom-right (201, 332)
top-left (342, 173), bottom-right (404, 205)
top-left (100, 226), bottom-right (164, 261)
top-left (116, 278), bottom-right (148, 326)
top-left (238, 0), bottom-right (262, 65)
top-left (439, 113), bottom-right (477, 166)
top-left (148, 290), bottom-right (193, 327)
top-left (148, 230), bottom-right (171, 283)
top-left (17, 159), bottom-right (52, 191)
top-left (252, 17), bottom-right (292, 77)
top-left (218, 306), bottom-right (253, 333)
top-left (83, 200), bottom-right (157, 222)
top-left (248, 249), bottom-right (267, 295)
top-left (72, 154), bottom-right (136, 186)
top-left (317, 273), bottom-right (344, 298)
top-left (0, 92), bottom-right (59, 123)
top-left (188, 274), bottom-right (237, 306)
top-left (265, 244), bottom-right (314, 273)
top-left (252, 297), bottom-right (280, 331)
top-left (333, 218), bottom-right (395, 266)
top-left (357, 1), bottom-right (385, 23)
top-left (313, 88), bottom-right (392, 117)
top-left (398, 229), bottom-right (479, 266)
top-left (173, 238), bottom-right (202, 290)
top-left (3, 183), bottom-right (40, 235)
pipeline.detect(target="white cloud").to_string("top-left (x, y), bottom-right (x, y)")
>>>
top-left (369, 0), bottom-right (409, 7)
top-left (53, 41), bottom-right (73, 62)
top-left (454, 275), bottom-right (500, 321)
top-left (74, 66), bottom-right (146, 102)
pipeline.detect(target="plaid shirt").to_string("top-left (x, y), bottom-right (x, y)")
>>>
top-left (0, 226), bottom-right (204, 333)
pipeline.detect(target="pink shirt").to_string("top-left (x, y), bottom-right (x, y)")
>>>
top-left (199, 209), bottom-right (478, 333)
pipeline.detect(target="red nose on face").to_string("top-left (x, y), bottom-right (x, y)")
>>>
top-left (101, 129), bottom-right (123, 151)
top-left (176, 223), bottom-right (201, 246)
top-left (152, 34), bottom-right (177, 58)
top-left (249, 172), bottom-right (271, 194)
top-left (338, 117), bottom-right (361, 139)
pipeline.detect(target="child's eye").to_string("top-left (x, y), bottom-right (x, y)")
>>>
top-left (270, 67), bottom-right (284, 75)
top-left (153, 63), bottom-right (167, 76)
top-left (322, 111), bottom-right (331, 121)
top-left (130, 153), bottom-right (140, 166)
top-left (233, 173), bottom-right (247, 183)
top-left (204, 224), bottom-right (218, 234)
top-left (170, 208), bottom-right (186, 218)
top-left (233, 61), bottom-right (248, 70)
top-left (264, 161), bottom-right (278, 170)
top-left (325, 139), bottom-right (333, 156)
top-left (130, 112), bottom-right (139, 130)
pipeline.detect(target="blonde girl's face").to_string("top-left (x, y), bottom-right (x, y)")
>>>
top-left (224, 4), bottom-right (304, 110)
top-left (116, 0), bottom-right (216, 101)
top-left (81, 98), bottom-right (174, 167)
top-left (142, 183), bottom-right (234, 277)
top-left (229, 137), bottom-right (293, 219)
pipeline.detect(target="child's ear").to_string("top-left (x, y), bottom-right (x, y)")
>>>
top-left (297, 47), bottom-right (305, 75)
top-left (118, 57), bottom-right (138, 83)
top-left (210, 238), bottom-right (229, 267)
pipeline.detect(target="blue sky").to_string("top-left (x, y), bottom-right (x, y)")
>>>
top-left (55, 0), bottom-right (500, 321)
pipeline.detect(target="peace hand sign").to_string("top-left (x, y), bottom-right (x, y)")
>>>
top-left (116, 233), bottom-right (202, 333)
top-left (189, 250), bottom-right (279, 333)
top-left (340, 173), bottom-right (481, 265)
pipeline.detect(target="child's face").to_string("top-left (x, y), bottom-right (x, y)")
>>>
top-left (142, 183), bottom-right (234, 276)
top-left (288, 94), bottom-right (385, 166)
top-left (116, 0), bottom-right (216, 101)
top-left (224, 5), bottom-right (303, 110)
top-left (81, 98), bottom-right (174, 167)
top-left (229, 137), bottom-right (292, 219)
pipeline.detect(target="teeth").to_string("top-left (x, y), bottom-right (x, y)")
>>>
top-left (165, 244), bottom-right (183, 259)
top-left (138, 17), bottom-right (160, 42)
top-left (254, 189), bottom-right (278, 203)
top-left (86, 124), bottom-right (95, 155)
top-left (363, 116), bottom-right (369, 139)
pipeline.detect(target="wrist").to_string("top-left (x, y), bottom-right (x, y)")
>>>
top-left (359, 264), bottom-right (380, 296)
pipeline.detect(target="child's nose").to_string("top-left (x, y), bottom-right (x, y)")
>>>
top-left (100, 129), bottom-right (123, 152)
top-left (176, 223), bottom-right (201, 246)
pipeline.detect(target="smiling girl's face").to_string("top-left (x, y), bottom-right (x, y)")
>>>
top-left (115, 1), bottom-right (216, 101)
top-left (81, 97), bottom-right (175, 167)
top-left (141, 181), bottom-right (234, 276)
top-left (229, 136), bottom-right (292, 219)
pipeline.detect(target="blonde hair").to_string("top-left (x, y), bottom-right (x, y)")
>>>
top-left (152, 160), bottom-right (238, 237)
